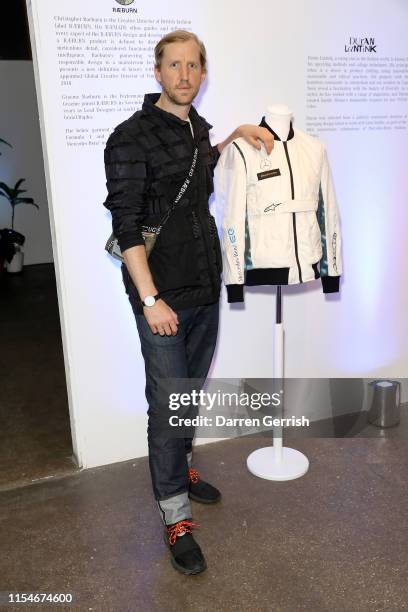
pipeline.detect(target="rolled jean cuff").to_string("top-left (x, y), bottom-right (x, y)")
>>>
top-left (186, 451), bottom-right (193, 468)
top-left (157, 491), bottom-right (192, 526)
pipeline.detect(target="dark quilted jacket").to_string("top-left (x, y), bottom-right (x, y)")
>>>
top-left (103, 93), bottom-right (222, 313)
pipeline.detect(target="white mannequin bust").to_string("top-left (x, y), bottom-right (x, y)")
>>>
top-left (265, 104), bottom-right (293, 141)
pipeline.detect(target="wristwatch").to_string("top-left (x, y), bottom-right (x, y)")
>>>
top-left (142, 294), bottom-right (159, 307)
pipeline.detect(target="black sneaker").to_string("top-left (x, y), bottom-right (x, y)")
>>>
top-left (164, 519), bottom-right (207, 575)
top-left (188, 468), bottom-right (222, 504)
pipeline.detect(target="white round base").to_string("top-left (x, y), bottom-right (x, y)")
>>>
top-left (247, 446), bottom-right (309, 481)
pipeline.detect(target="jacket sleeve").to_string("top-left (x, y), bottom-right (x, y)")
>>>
top-left (103, 128), bottom-right (148, 252)
top-left (209, 144), bottom-right (221, 171)
top-left (317, 147), bottom-right (342, 293)
top-left (214, 142), bottom-right (248, 302)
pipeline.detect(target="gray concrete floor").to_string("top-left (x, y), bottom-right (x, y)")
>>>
top-left (0, 265), bottom-right (407, 611)
top-left (0, 436), bottom-right (407, 612)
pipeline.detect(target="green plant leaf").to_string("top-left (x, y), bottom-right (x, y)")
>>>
top-left (0, 183), bottom-right (13, 198)
top-left (14, 178), bottom-right (26, 190)
top-left (0, 180), bottom-right (39, 212)
top-left (0, 138), bottom-right (12, 155)
top-left (14, 198), bottom-right (40, 208)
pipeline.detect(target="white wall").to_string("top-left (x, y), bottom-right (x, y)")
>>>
top-left (27, 0), bottom-right (408, 469)
top-left (0, 61), bottom-right (52, 265)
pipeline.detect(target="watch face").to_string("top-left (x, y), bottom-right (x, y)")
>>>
top-left (144, 296), bottom-right (155, 307)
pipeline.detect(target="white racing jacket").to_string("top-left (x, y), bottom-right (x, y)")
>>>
top-left (214, 120), bottom-right (342, 302)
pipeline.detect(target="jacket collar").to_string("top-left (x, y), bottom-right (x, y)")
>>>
top-left (259, 116), bottom-right (294, 141)
top-left (142, 92), bottom-right (212, 133)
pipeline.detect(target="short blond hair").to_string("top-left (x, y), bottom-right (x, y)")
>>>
top-left (154, 30), bottom-right (207, 71)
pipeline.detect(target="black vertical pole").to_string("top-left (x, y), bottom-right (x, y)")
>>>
top-left (276, 285), bottom-right (282, 324)
top-left (275, 284), bottom-right (284, 428)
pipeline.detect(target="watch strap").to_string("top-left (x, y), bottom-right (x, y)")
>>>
top-left (141, 293), bottom-right (159, 307)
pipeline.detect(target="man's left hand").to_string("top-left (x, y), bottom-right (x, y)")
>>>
top-left (236, 125), bottom-right (274, 155)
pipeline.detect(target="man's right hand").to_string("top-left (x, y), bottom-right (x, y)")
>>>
top-left (143, 299), bottom-right (179, 336)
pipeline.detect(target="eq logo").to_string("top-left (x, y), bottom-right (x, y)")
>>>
top-left (227, 228), bottom-right (236, 244)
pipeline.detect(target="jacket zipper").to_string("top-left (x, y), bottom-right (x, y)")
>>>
top-left (196, 149), bottom-right (220, 293)
top-left (185, 121), bottom-right (219, 295)
top-left (283, 141), bottom-right (302, 283)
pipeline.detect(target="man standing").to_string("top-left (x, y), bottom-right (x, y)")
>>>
top-left (103, 30), bottom-right (273, 575)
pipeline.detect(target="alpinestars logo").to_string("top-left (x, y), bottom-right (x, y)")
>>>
top-left (264, 203), bottom-right (281, 213)
top-left (345, 37), bottom-right (376, 53)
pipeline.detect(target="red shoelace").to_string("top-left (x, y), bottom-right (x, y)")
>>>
top-left (166, 519), bottom-right (200, 546)
top-left (188, 467), bottom-right (200, 484)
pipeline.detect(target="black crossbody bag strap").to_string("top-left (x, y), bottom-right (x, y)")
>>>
top-left (144, 144), bottom-right (199, 236)
top-left (105, 144), bottom-right (199, 262)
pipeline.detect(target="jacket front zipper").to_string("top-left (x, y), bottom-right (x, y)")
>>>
top-left (283, 141), bottom-right (302, 283)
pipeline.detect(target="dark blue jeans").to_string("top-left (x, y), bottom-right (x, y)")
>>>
top-left (134, 301), bottom-right (219, 523)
